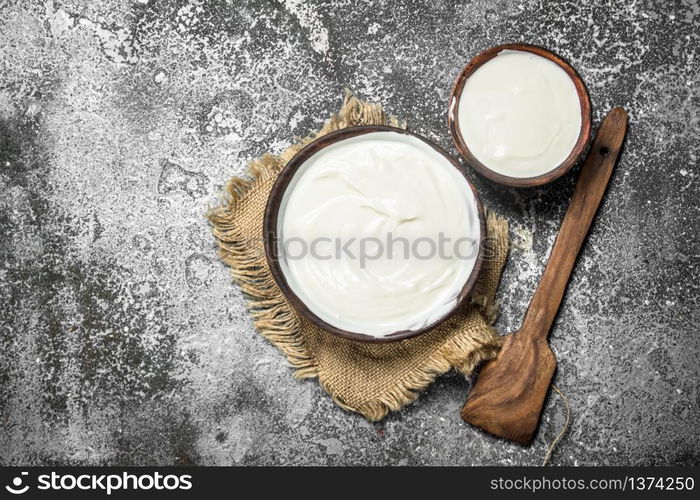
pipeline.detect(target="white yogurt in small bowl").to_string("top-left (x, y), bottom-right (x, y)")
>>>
top-left (264, 127), bottom-right (485, 342)
top-left (449, 44), bottom-right (591, 187)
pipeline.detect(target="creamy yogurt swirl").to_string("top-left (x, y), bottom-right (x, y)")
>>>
top-left (277, 131), bottom-right (480, 337)
top-left (457, 49), bottom-right (582, 178)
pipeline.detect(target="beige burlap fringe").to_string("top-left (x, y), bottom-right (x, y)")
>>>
top-left (208, 92), bottom-right (510, 421)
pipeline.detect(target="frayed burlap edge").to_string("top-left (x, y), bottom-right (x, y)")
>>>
top-left (326, 316), bottom-right (505, 422)
top-left (208, 92), bottom-right (403, 377)
top-left (471, 211), bottom-right (510, 324)
top-left (208, 91), bottom-right (508, 421)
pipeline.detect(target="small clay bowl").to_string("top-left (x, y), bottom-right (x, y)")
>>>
top-left (448, 43), bottom-right (592, 188)
top-left (263, 125), bottom-right (486, 343)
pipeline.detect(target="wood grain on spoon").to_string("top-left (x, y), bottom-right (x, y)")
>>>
top-left (461, 107), bottom-right (629, 445)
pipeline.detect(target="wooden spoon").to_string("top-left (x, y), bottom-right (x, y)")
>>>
top-left (461, 107), bottom-right (628, 445)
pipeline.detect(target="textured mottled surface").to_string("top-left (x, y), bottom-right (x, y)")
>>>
top-left (0, 0), bottom-right (698, 466)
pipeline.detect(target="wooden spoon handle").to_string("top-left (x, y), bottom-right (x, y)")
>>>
top-left (522, 107), bottom-right (628, 340)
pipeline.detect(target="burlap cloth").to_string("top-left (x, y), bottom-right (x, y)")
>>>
top-left (209, 93), bottom-right (510, 421)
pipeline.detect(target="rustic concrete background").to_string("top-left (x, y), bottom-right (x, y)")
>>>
top-left (1, 0), bottom-right (698, 466)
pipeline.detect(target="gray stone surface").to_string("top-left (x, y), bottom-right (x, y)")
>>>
top-left (0, 0), bottom-right (698, 466)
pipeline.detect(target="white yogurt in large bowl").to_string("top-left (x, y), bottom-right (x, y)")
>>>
top-left (449, 45), bottom-right (591, 186)
top-left (265, 128), bottom-right (484, 341)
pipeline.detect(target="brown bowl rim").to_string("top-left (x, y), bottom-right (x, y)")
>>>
top-left (448, 43), bottom-right (592, 188)
top-left (263, 125), bottom-right (487, 343)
